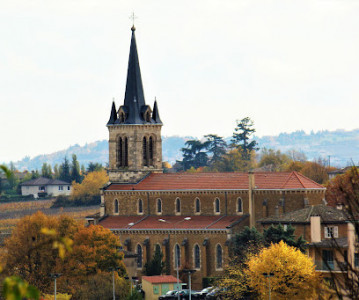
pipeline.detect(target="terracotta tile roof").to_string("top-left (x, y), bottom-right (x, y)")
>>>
top-left (99, 215), bottom-right (247, 230)
top-left (258, 205), bottom-right (350, 224)
top-left (105, 172), bottom-right (324, 191)
top-left (142, 275), bottom-right (181, 284)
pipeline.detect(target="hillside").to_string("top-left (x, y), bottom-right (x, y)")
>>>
top-left (10, 129), bottom-right (359, 171)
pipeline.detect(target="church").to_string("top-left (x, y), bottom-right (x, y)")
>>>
top-left (97, 26), bottom-right (326, 289)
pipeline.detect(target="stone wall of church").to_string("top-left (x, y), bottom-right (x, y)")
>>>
top-left (108, 124), bottom-right (163, 183)
top-left (112, 222), bottom-right (248, 290)
top-left (104, 189), bottom-right (325, 219)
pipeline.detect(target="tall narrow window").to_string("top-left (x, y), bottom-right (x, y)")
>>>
top-left (215, 198), bottom-right (220, 213)
top-left (174, 244), bottom-right (181, 269)
top-left (176, 198), bottom-right (181, 213)
top-left (237, 198), bottom-right (243, 213)
top-left (195, 198), bottom-right (200, 213)
top-left (194, 244), bottom-right (200, 269)
top-left (142, 137), bottom-right (148, 166)
top-left (149, 136), bottom-right (154, 165)
top-left (118, 137), bottom-right (123, 167)
top-left (137, 244), bottom-right (143, 268)
top-left (114, 199), bottom-right (119, 214)
top-left (216, 244), bottom-right (223, 269)
top-left (124, 137), bottom-right (128, 167)
top-left (138, 199), bottom-right (143, 214)
top-left (322, 250), bottom-right (334, 271)
top-left (157, 199), bottom-right (162, 214)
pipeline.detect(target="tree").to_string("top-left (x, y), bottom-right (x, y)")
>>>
top-left (54, 164), bottom-right (60, 179)
top-left (144, 246), bottom-right (164, 276)
top-left (87, 162), bottom-right (103, 173)
top-left (1, 212), bottom-right (126, 295)
top-left (0, 165), bottom-right (12, 195)
top-left (245, 241), bottom-right (320, 299)
top-left (204, 134), bottom-right (227, 167)
top-left (231, 227), bottom-right (264, 262)
top-left (258, 148), bottom-right (290, 172)
top-left (41, 163), bottom-right (53, 179)
top-left (231, 117), bottom-right (258, 160)
top-left (263, 224), bottom-right (306, 253)
top-left (231, 225), bottom-right (307, 262)
top-left (71, 154), bottom-right (82, 183)
top-left (71, 170), bottom-right (109, 200)
top-left (211, 148), bottom-right (256, 172)
top-left (180, 139), bottom-right (209, 171)
top-left (59, 157), bottom-right (71, 183)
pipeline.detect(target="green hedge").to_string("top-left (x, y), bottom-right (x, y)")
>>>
top-left (51, 194), bottom-right (100, 208)
top-left (0, 194), bottom-right (36, 203)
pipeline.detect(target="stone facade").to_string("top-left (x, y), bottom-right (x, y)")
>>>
top-left (108, 124), bottom-right (163, 183)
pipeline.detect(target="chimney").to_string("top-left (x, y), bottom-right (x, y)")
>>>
top-left (249, 171), bottom-right (255, 227)
top-left (310, 216), bottom-right (321, 243)
top-left (100, 190), bottom-right (105, 217)
top-left (347, 222), bottom-right (355, 268)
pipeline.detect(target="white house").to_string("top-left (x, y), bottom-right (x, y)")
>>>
top-left (20, 177), bottom-right (72, 198)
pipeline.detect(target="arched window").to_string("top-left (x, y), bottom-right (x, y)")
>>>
top-left (149, 136), bottom-right (154, 165)
top-left (146, 111), bottom-right (151, 122)
top-left (216, 244), bottom-right (223, 269)
top-left (142, 137), bottom-right (148, 166)
top-left (176, 198), bottom-right (181, 213)
top-left (136, 244), bottom-right (142, 268)
top-left (118, 137), bottom-right (123, 167)
top-left (194, 244), bottom-right (200, 269)
top-left (119, 111), bottom-right (125, 123)
top-left (174, 244), bottom-right (181, 269)
top-left (124, 137), bottom-right (128, 167)
top-left (195, 198), bottom-right (201, 213)
top-left (215, 198), bottom-right (220, 213)
top-left (157, 198), bottom-right (162, 214)
top-left (118, 137), bottom-right (129, 167)
top-left (155, 243), bottom-right (161, 254)
top-left (138, 199), bottom-right (143, 214)
top-left (237, 197), bottom-right (243, 213)
top-left (114, 199), bottom-right (119, 214)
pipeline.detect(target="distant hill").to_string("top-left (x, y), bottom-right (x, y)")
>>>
top-left (11, 129), bottom-right (359, 171)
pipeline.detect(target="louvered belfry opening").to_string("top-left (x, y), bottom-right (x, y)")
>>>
top-left (118, 137), bottom-right (129, 167)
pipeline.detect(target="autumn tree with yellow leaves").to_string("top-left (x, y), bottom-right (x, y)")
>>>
top-left (71, 169), bottom-right (109, 199)
top-left (220, 241), bottom-right (321, 300)
top-left (246, 241), bottom-right (321, 299)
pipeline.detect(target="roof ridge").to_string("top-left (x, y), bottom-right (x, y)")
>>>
top-left (306, 205), bottom-right (315, 222)
top-left (293, 171), bottom-right (307, 188)
top-left (281, 171), bottom-right (295, 189)
top-left (205, 215), bottom-right (226, 229)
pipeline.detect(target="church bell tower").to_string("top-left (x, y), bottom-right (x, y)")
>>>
top-left (107, 26), bottom-right (163, 183)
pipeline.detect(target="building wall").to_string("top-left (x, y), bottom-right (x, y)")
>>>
top-left (112, 224), bottom-right (248, 290)
top-left (108, 124), bottom-right (163, 183)
top-left (142, 280), bottom-right (179, 300)
top-left (21, 185), bottom-right (71, 198)
top-left (104, 190), bottom-right (325, 218)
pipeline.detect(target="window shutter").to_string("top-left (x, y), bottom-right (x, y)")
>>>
top-left (334, 226), bottom-right (338, 238)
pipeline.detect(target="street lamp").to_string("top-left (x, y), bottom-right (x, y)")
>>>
top-left (158, 217), bottom-right (191, 300)
top-left (182, 269), bottom-right (196, 300)
top-left (263, 272), bottom-right (274, 300)
top-left (49, 273), bottom-right (62, 300)
top-left (109, 267), bottom-right (121, 300)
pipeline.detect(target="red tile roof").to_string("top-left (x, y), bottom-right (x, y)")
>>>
top-left (105, 172), bottom-right (324, 191)
top-left (99, 215), bottom-right (247, 230)
top-left (142, 275), bottom-right (181, 284)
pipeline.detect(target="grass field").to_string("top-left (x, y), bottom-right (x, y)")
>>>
top-left (0, 199), bottom-right (99, 231)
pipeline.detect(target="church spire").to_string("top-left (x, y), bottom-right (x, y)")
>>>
top-left (123, 26), bottom-right (146, 124)
top-left (152, 98), bottom-right (162, 124)
top-left (107, 101), bottom-right (117, 125)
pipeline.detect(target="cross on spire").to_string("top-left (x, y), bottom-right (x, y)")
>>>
top-left (129, 12), bottom-right (137, 27)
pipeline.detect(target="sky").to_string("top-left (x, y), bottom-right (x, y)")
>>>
top-left (1, 0), bottom-right (359, 163)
